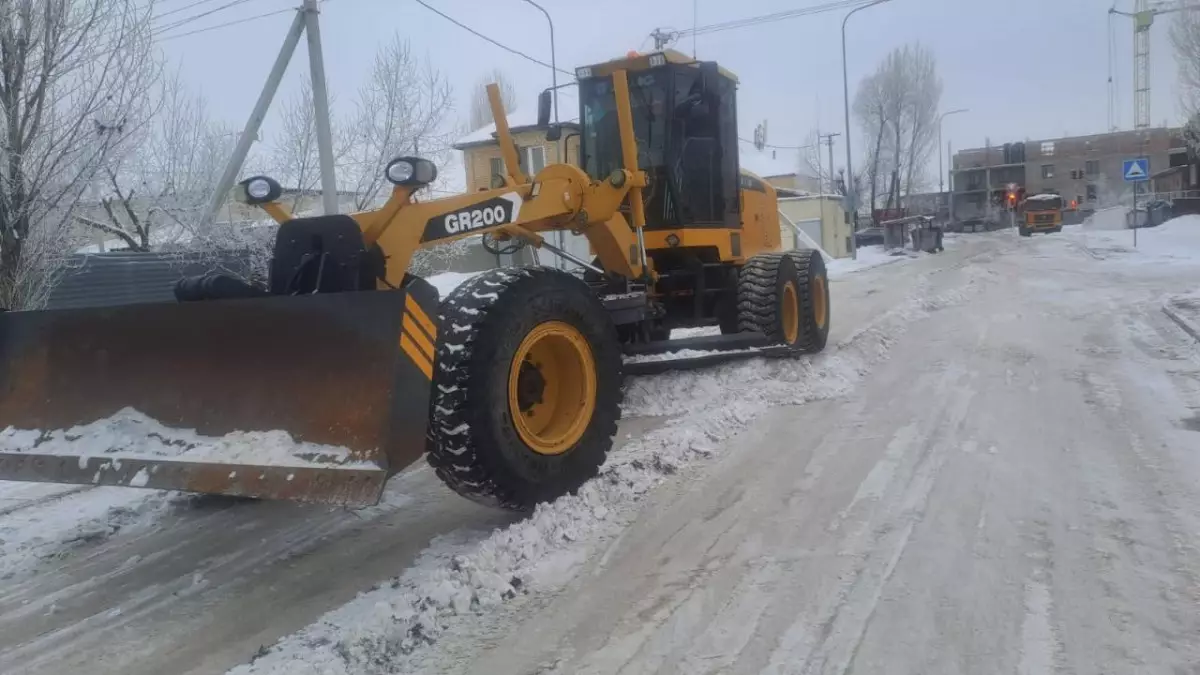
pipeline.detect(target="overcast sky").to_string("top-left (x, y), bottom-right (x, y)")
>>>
top-left (162, 0), bottom-right (1183, 182)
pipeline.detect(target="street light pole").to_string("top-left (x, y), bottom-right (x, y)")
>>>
top-left (937, 108), bottom-right (967, 220)
top-left (521, 0), bottom-right (558, 131)
top-left (842, 0), bottom-right (891, 260)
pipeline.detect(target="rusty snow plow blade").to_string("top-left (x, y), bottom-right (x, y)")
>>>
top-left (0, 282), bottom-right (439, 506)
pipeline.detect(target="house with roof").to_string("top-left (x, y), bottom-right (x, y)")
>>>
top-left (454, 93), bottom-right (581, 193)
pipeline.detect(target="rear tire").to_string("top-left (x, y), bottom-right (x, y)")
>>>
top-left (426, 267), bottom-right (623, 512)
top-left (737, 250), bottom-right (830, 354)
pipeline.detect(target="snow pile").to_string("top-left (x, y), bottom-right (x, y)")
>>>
top-left (0, 408), bottom-right (373, 469)
top-left (1072, 214), bottom-right (1200, 265)
top-left (827, 245), bottom-right (914, 277)
top-left (229, 265), bottom-right (987, 675)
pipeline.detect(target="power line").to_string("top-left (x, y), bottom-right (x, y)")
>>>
top-left (413, 0), bottom-right (573, 77)
top-left (152, 0), bottom-right (232, 23)
top-left (156, 5), bottom-right (296, 41)
top-left (739, 136), bottom-right (817, 150)
top-left (153, 0), bottom-right (265, 35)
top-left (653, 0), bottom-right (874, 47)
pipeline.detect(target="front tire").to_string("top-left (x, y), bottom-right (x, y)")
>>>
top-left (426, 268), bottom-right (623, 511)
top-left (737, 250), bottom-right (830, 354)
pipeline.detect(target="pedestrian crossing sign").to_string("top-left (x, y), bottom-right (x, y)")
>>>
top-left (1123, 158), bottom-right (1149, 182)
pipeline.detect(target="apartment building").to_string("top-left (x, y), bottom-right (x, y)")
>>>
top-left (950, 127), bottom-right (1186, 221)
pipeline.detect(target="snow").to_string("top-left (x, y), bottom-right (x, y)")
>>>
top-left (827, 245), bottom-right (914, 277)
top-left (739, 143), bottom-right (797, 179)
top-left (424, 271), bottom-right (481, 299)
top-left (0, 408), bottom-right (374, 470)
top-left (624, 346), bottom-right (760, 364)
top-left (227, 260), bottom-right (983, 675)
top-left (1072, 214), bottom-right (1200, 266)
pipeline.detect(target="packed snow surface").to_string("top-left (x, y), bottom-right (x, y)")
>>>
top-left (827, 244), bottom-right (916, 276)
top-left (0, 408), bottom-right (373, 469)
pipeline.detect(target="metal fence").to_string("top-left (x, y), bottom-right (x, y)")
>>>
top-left (46, 251), bottom-right (252, 310)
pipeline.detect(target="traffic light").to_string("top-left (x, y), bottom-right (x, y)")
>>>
top-left (1007, 191), bottom-right (1017, 208)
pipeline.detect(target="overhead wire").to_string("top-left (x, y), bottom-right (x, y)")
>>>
top-left (155, 5), bottom-right (296, 41)
top-left (412, 0), bottom-right (573, 77)
top-left (661, 0), bottom-right (875, 43)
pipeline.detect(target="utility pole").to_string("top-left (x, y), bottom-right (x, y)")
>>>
top-left (820, 132), bottom-right (840, 193)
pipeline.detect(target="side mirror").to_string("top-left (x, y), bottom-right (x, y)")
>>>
top-left (537, 90), bottom-right (552, 128)
top-left (545, 124), bottom-right (562, 142)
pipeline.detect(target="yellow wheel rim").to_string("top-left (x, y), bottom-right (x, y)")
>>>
top-left (508, 321), bottom-right (597, 456)
top-left (781, 281), bottom-right (800, 344)
top-left (812, 275), bottom-right (828, 330)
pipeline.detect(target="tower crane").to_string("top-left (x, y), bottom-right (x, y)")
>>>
top-left (1110, 0), bottom-right (1200, 129)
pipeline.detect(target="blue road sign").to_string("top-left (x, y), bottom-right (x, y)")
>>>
top-left (1123, 158), bottom-right (1149, 183)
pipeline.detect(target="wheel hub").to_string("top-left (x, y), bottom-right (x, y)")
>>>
top-left (507, 321), bottom-right (598, 456)
top-left (516, 359), bottom-right (546, 412)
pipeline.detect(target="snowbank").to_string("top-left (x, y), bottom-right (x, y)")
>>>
top-left (0, 408), bottom-right (372, 469)
top-left (228, 263), bottom-right (987, 675)
top-left (1072, 214), bottom-right (1200, 266)
top-left (827, 245), bottom-right (914, 277)
top-left (1083, 206), bottom-right (1130, 231)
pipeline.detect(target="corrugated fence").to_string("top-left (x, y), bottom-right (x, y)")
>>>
top-left (46, 251), bottom-right (252, 310)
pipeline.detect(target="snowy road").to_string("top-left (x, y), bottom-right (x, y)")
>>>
top-left (424, 228), bottom-right (1200, 674)
top-left (5, 224), bottom-right (1200, 673)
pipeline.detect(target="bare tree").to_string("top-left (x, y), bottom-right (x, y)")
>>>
top-left (468, 68), bottom-right (517, 131)
top-left (853, 43), bottom-right (942, 220)
top-left (853, 70), bottom-right (890, 219)
top-left (899, 44), bottom-right (941, 199)
top-left (1171, 12), bottom-right (1200, 155)
top-left (74, 71), bottom-right (237, 254)
top-left (270, 79), bottom-right (349, 213)
top-left (0, 0), bottom-right (158, 308)
top-left (340, 35), bottom-right (456, 211)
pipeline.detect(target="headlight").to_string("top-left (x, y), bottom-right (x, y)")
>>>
top-left (386, 160), bottom-right (414, 184)
top-left (246, 178), bottom-right (272, 200)
top-left (237, 175), bottom-right (281, 205)
top-left (385, 157), bottom-right (437, 187)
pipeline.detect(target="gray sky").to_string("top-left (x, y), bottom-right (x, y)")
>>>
top-left (162, 0), bottom-right (1183, 181)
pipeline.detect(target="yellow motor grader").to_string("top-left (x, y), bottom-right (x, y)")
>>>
top-left (0, 50), bottom-right (829, 511)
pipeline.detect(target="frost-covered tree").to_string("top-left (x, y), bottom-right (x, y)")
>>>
top-left (76, 72), bottom-right (234, 252)
top-left (468, 68), bottom-right (517, 131)
top-left (340, 35), bottom-right (456, 211)
top-left (0, 0), bottom-right (158, 308)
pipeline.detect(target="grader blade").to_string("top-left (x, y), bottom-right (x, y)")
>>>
top-left (0, 280), bottom-right (440, 506)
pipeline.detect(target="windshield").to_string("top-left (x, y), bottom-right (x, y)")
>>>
top-left (580, 71), bottom-right (667, 180)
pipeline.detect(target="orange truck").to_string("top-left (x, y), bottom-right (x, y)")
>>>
top-left (1018, 193), bottom-right (1063, 236)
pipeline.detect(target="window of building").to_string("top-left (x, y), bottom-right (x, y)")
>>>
top-left (1040, 141), bottom-right (1055, 156)
top-left (518, 145), bottom-right (546, 176)
top-left (489, 157), bottom-right (503, 185)
top-left (1085, 160), bottom-right (1099, 176)
top-left (1086, 184), bottom-right (1097, 201)
top-left (1041, 164), bottom-right (1055, 179)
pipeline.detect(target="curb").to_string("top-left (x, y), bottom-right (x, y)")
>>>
top-left (1163, 299), bottom-right (1200, 344)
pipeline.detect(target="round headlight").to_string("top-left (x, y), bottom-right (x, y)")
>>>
top-left (238, 175), bottom-right (281, 205)
top-left (246, 178), bottom-right (272, 200)
top-left (386, 160), bottom-right (414, 184)
top-left (385, 157), bottom-right (438, 187)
